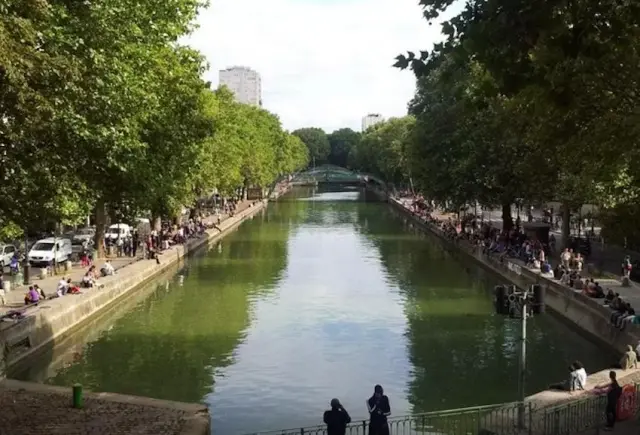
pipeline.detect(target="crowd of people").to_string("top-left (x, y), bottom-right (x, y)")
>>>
top-left (398, 193), bottom-right (640, 330)
top-left (0, 206), bottom-right (242, 319)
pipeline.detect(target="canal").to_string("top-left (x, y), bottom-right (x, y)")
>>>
top-left (11, 187), bottom-right (611, 434)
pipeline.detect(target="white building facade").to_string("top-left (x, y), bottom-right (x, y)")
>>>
top-left (218, 66), bottom-right (262, 106)
top-left (362, 113), bottom-right (384, 131)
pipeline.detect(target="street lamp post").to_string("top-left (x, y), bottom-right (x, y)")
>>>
top-left (23, 231), bottom-right (30, 285)
top-left (495, 285), bottom-right (545, 430)
top-left (517, 293), bottom-right (529, 429)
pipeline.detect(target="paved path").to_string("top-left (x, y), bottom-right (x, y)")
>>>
top-left (0, 200), bottom-right (257, 310)
top-left (397, 198), bottom-right (640, 328)
top-left (578, 419), bottom-right (638, 435)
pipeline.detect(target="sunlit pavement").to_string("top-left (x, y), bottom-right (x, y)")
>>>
top-left (0, 200), bottom-right (258, 308)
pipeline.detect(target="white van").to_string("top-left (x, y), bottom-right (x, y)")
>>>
top-left (28, 238), bottom-right (72, 267)
top-left (0, 244), bottom-right (17, 268)
top-left (105, 223), bottom-right (132, 241)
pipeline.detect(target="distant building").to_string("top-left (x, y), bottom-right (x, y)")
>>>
top-left (218, 66), bottom-right (262, 106)
top-left (362, 113), bottom-right (384, 131)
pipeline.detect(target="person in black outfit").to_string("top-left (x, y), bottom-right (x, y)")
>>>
top-left (323, 398), bottom-right (351, 435)
top-left (604, 371), bottom-right (622, 430)
top-left (367, 385), bottom-right (391, 435)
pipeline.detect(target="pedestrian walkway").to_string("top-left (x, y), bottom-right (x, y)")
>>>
top-left (396, 196), bottom-right (640, 337)
top-left (0, 200), bottom-right (257, 310)
top-left (578, 419), bottom-right (638, 435)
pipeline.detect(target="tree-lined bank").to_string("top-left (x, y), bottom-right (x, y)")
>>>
top-left (388, 0), bottom-right (640, 247)
top-left (291, 0), bottom-right (640, 248)
top-left (0, 1), bottom-right (309, 252)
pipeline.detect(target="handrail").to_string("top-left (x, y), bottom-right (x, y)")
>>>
top-left (246, 385), bottom-right (640, 435)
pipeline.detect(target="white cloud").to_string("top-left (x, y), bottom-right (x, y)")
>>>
top-left (185, 0), bottom-right (453, 132)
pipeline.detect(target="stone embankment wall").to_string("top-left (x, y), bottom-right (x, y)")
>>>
top-left (0, 199), bottom-right (272, 376)
top-left (386, 197), bottom-right (640, 353)
top-left (380, 191), bottom-right (640, 410)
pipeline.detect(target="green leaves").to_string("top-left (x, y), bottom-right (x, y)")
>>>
top-left (349, 117), bottom-right (414, 186)
top-left (327, 128), bottom-right (360, 168)
top-left (292, 127), bottom-right (330, 166)
top-left (0, 0), bottom-right (305, 238)
top-left (398, 0), bottom-right (640, 242)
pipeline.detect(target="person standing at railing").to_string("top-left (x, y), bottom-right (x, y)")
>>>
top-left (594, 371), bottom-right (623, 431)
top-left (323, 398), bottom-right (351, 435)
top-left (366, 385), bottom-right (391, 435)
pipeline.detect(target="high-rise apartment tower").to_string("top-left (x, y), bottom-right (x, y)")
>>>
top-left (218, 66), bottom-right (262, 106)
top-left (362, 113), bottom-right (384, 131)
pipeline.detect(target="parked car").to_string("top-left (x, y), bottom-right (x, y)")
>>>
top-left (0, 244), bottom-right (17, 268)
top-left (28, 238), bottom-right (72, 267)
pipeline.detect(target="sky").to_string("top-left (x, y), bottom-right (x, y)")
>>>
top-left (186, 0), bottom-right (456, 133)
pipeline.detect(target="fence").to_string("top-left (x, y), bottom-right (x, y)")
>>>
top-left (248, 386), bottom-right (640, 435)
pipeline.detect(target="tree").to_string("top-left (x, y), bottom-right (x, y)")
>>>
top-left (395, 0), bottom-right (640, 241)
top-left (292, 127), bottom-right (330, 166)
top-left (328, 128), bottom-right (360, 168)
top-left (0, 0), bottom-right (304, 250)
top-left (0, 1), bottom-right (91, 237)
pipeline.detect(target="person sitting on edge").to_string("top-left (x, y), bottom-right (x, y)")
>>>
top-left (323, 398), bottom-right (351, 435)
top-left (619, 345), bottom-right (638, 370)
top-left (34, 284), bottom-right (46, 300)
top-left (57, 276), bottom-right (69, 296)
top-left (572, 361), bottom-right (587, 390)
top-left (367, 385), bottom-right (391, 435)
top-left (604, 289), bottom-right (615, 305)
top-left (82, 266), bottom-right (98, 288)
top-left (67, 280), bottom-right (82, 295)
top-left (24, 286), bottom-right (40, 305)
top-left (100, 260), bottom-right (115, 277)
top-left (540, 261), bottom-right (553, 278)
top-left (549, 362), bottom-right (586, 391)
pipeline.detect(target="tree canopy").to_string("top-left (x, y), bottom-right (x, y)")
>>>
top-left (292, 127), bottom-right (330, 166)
top-left (0, 1), bottom-right (308, 252)
top-left (349, 117), bottom-right (414, 187)
top-left (385, 0), bottom-right (640, 243)
top-left (328, 128), bottom-right (360, 168)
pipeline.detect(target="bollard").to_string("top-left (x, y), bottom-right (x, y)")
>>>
top-left (72, 384), bottom-right (83, 409)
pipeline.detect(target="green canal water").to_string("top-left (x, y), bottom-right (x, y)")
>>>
top-left (13, 187), bottom-right (611, 434)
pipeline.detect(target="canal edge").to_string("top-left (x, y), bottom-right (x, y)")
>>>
top-left (0, 197), bottom-right (274, 376)
top-left (384, 195), bottom-right (640, 355)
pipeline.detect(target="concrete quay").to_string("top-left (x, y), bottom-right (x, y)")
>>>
top-left (0, 379), bottom-right (209, 435)
top-left (386, 196), bottom-right (640, 409)
top-left (0, 198), bottom-right (271, 375)
top-left (389, 196), bottom-right (640, 353)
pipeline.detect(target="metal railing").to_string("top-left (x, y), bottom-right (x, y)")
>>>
top-left (248, 386), bottom-right (640, 435)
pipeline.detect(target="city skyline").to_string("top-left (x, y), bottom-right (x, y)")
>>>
top-left (186, 0), bottom-right (457, 132)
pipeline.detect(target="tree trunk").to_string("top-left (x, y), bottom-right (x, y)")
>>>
top-left (151, 215), bottom-right (161, 232)
top-left (94, 199), bottom-right (106, 259)
top-left (562, 201), bottom-right (571, 250)
top-left (502, 202), bottom-right (513, 232)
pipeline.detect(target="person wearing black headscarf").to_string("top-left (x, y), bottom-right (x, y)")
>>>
top-left (366, 385), bottom-right (391, 435)
top-left (323, 398), bottom-right (351, 435)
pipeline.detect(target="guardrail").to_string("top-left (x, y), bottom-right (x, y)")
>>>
top-left (247, 386), bottom-right (640, 435)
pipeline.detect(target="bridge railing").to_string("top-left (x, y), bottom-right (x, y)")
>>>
top-left (246, 386), bottom-right (640, 435)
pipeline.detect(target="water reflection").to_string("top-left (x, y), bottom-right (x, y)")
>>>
top-left (15, 189), bottom-right (612, 434)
